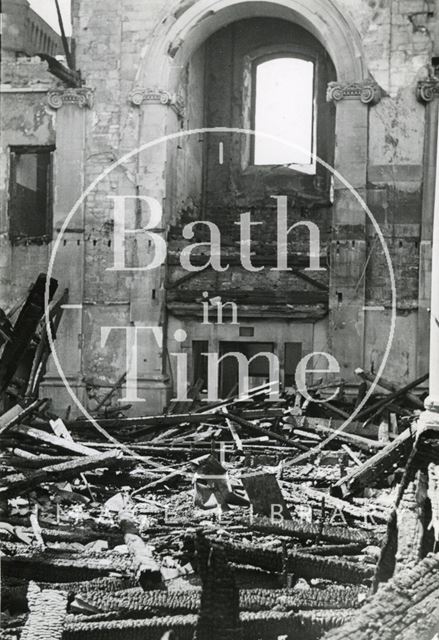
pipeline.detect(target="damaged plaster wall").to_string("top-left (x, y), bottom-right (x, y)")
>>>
top-left (0, 54), bottom-right (57, 313)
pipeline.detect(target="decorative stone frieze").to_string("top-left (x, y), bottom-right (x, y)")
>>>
top-left (47, 87), bottom-right (94, 109)
top-left (416, 79), bottom-right (439, 103)
top-left (327, 80), bottom-right (381, 105)
top-left (128, 87), bottom-right (185, 118)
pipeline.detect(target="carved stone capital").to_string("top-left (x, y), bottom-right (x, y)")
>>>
top-left (327, 80), bottom-right (381, 105)
top-left (128, 87), bottom-right (185, 118)
top-left (416, 79), bottom-right (439, 103)
top-left (47, 87), bottom-right (94, 109)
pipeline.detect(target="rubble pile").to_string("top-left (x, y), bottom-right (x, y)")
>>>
top-left (0, 275), bottom-right (438, 640)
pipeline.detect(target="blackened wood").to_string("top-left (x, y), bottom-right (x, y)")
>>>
top-left (0, 274), bottom-right (58, 394)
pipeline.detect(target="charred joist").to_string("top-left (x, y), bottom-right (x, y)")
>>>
top-left (0, 450), bottom-right (122, 497)
top-left (63, 614), bottom-right (197, 640)
top-left (0, 274), bottom-right (58, 395)
top-left (395, 470), bottom-right (429, 573)
top-left (204, 539), bottom-right (374, 584)
top-left (118, 511), bottom-right (163, 590)
top-left (300, 418), bottom-right (384, 452)
top-left (194, 532), bottom-right (242, 640)
top-left (1, 551), bottom-right (134, 583)
top-left (332, 428), bottom-right (414, 497)
top-left (72, 585), bottom-right (366, 617)
top-left (63, 610), bottom-right (352, 640)
top-left (249, 516), bottom-right (376, 546)
top-left (322, 552), bottom-right (439, 640)
top-left (21, 582), bottom-right (67, 640)
top-left (6, 424), bottom-right (100, 456)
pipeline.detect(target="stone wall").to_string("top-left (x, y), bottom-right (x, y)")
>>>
top-left (3, 0), bottom-right (437, 413)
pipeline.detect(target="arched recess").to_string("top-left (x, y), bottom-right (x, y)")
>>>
top-left (134, 0), bottom-right (367, 95)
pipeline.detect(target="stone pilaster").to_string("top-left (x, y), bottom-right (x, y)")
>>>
top-left (328, 80), bottom-right (380, 385)
top-left (417, 76), bottom-right (439, 432)
top-left (41, 88), bottom-right (93, 414)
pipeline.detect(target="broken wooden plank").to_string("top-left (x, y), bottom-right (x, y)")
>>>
top-left (25, 288), bottom-right (69, 400)
top-left (332, 428), bottom-right (414, 497)
top-left (301, 417), bottom-right (384, 452)
top-left (395, 470), bottom-right (429, 573)
top-left (227, 411), bottom-right (308, 452)
top-left (8, 424), bottom-right (100, 456)
top-left (0, 274), bottom-right (58, 394)
top-left (0, 450), bottom-right (122, 497)
top-left (222, 408), bottom-right (244, 454)
top-left (118, 511), bottom-right (163, 590)
top-left (355, 367), bottom-right (425, 409)
top-left (0, 399), bottom-right (45, 437)
top-left (355, 373), bottom-right (429, 422)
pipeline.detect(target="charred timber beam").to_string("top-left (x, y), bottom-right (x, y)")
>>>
top-left (69, 585), bottom-right (366, 617)
top-left (227, 412), bottom-right (308, 452)
top-left (7, 424), bottom-right (100, 456)
top-left (332, 428), bottom-right (414, 497)
top-left (201, 538), bottom-right (374, 584)
top-left (301, 418), bottom-right (384, 452)
top-left (0, 400), bottom-right (45, 436)
top-left (1, 549), bottom-right (134, 583)
top-left (118, 511), bottom-right (163, 590)
top-left (21, 582), bottom-right (67, 640)
top-left (0, 450), bottom-right (122, 497)
top-left (395, 470), bottom-right (429, 573)
top-left (248, 516), bottom-right (377, 546)
top-left (194, 533), bottom-right (242, 640)
top-left (355, 368), bottom-right (425, 409)
top-left (321, 552), bottom-right (439, 640)
top-left (0, 274), bottom-right (57, 395)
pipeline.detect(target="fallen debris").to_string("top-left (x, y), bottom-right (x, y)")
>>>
top-left (0, 281), bottom-right (437, 639)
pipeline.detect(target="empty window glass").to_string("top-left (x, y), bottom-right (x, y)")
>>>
top-left (9, 147), bottom-right (53, 244)
top-left (253, 57), bottom-right (314, 167)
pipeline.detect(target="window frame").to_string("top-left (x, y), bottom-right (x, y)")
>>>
top-left (8, 145), bottom-right (55, 245)
top-left (250, 52), bottom-right (317, 172)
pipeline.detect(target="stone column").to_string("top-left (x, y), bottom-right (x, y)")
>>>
top-left (416, 86), bottom-right (437, 377)
top-left (417, 78), bottom-right (439, 430)
top-left (40, 87), bottom-right (93, 415)
top-left (123, 88), bottom-right (185, 414)
top-left (327, 81), bottom-right (381, 383)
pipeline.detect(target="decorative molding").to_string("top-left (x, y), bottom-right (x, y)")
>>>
top-left (327, 81), bottom-right (381, 105)
top-left (416, 79), bottom-right (439, 103)
top-left (128, 87), bottom-right (185, 118)
top-left (47, 87), bottom-right (94, 109)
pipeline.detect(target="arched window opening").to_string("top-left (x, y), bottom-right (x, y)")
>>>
top-left (253, 57), bottom-right (315, 169)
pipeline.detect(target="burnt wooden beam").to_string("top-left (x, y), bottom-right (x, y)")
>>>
top-left (322, 552), bottom-right (439, 640)
top-left (332, 428), bottom-right (414, 498)
top-left (7, 424), bottom-right (100, 456)
top-left (0, 274), bottom-right (58, 395)
top-left (227, 411), bottom-right (309, 452)
top-left (355, 368), bottom-right (425, 409)
top-left (0, 399), bottom-right (45, 436)
top-left (118, 511), bottom-right (163, 590)
top-left (301, 417), bottom-right (385, 452)
top-left (0, 450), bottom-right (122, 497)
top-left (38, 54), bottom-right (82, 87)
top-left (355, 373), bottom-right (429, 423)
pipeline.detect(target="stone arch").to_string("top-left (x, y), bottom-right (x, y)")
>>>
top-left (134, 0), bottom-right (367, 94)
